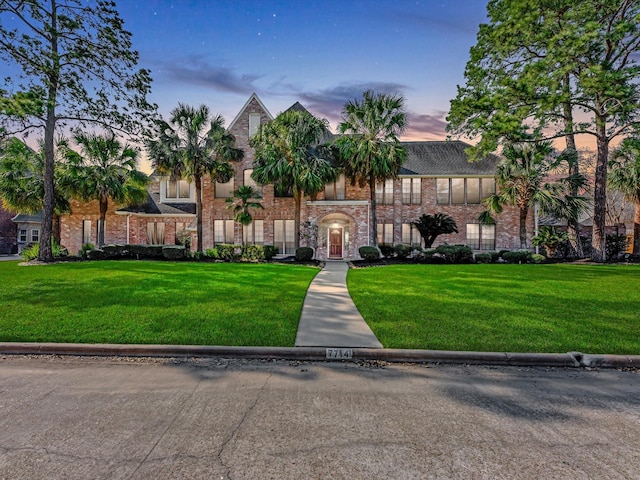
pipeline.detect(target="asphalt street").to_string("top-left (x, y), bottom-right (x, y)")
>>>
top-left (1, 356), bottom-right (639, 479)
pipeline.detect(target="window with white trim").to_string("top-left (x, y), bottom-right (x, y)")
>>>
top-left (146, 222), bottom-right (165, 244)
top-left (377, 223), bottom-right (393, 245)
top-left (402, 178), bottom-right (421, 204)
top-left (466, 223), bottom-right (496, 250)
top-left (375, 179), bottom-right (394, 205)
top-left (82, 220), bottom-right (91, 244)
top-left (215, 178), bottom-right (234, 198)
top-left (166, 179), bottom-right (191, 199)
top-left (325, 174), bottom-right (346, 200)
top-left (274, 219), bottom-right (295, 254)
top-left (244, 169), bottom-right (261, 194)
top-left (19, 229), bottom-right (27, 242)
top-left (31, 229), bottom-right (40, 242)
top-left (401, 223), bottom-right (421, 247)
top-left (437, 178), bottom-right (495, 205)
top-left (214, 220), bottom-right (235, 244)
top-left (243, 220), bottom-right (264, 245)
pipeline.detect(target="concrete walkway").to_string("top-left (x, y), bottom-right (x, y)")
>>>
top-left (295, 261), bottom-right (383, 348)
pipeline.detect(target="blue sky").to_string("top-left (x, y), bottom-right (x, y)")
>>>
top-left (118, 0), bottom-right (489, 140)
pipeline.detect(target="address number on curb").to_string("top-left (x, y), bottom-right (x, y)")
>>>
top-left (326, 348), bottom-right (353, 359)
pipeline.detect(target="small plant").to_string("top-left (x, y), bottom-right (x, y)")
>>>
top-left (359, 246), bottom-right (380, 261)
top-left (79, 243), bottom-right (95, 259)
top-left (295, 247), bottom-right (314, 262)
top-left (176, 229), bottom-right (192, 249)
top-left (263, 245), bottom-right (278, 260)
top-left (241, 245), bottom-right (266, 262)
top-left (474, 253), bottom-right (493, 264)
top-left (435, 244), bottom-right (473, 263)
top-left (379, 244), bottom-right (396, 258)
top-left (532, 226), bottom-right (568, 258)
top-left (394, 244), bottom-right (412, 259)
top-left (502, 250), bottom-right (533, 264)
top-left (606, 234), bottom-right (629, 262)
top-left (20, 243), bottom-right (39, 261)
top-left (531, 253), bottom-right (546, 264)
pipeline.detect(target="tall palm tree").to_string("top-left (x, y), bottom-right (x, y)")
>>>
top-left (609, 137), bottom-right (640, 255)
top-left (226, 185), bottom-right (263, 245)
top-left (336, 90), bottom-right (407, 247)
top-left (0, 137), bottom-right (70, 243)
top-left (483, 142), bottom-right (563, 249)
top-left (63, 132), bottom-right (148, 246)
top-left (147, 104), bottom-right (243, 253)
top-left (251, 109), bottom-right (337, 249)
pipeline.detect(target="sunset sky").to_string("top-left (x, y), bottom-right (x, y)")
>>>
top-left (117, 0), bottom-right (490, 141)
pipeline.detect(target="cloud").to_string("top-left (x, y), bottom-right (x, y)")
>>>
top-left (155, 55), bottom-right (263, 95)
top-left (403, 111), bottom-right (449, 141)
top-left (293, 82), bottom-right (409, 123)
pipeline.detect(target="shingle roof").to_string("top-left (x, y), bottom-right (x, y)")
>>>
top-left (117, 192), bottom-right (195, 215)
top-left (11, 212), bottom-right (43, 223)
top-left (399, 141), bottom-right (498, 176)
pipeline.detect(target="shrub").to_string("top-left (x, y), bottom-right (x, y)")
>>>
top-left (394, 244), bottom-right (412, 259)
top-left (206, 244), bottom-right (240, 262)
top-left (242, 245), bottom-right (266, 262)
top-left (502, 250), bottom-right (533, 264)
top-left (192, 251), bottom-right (205, 261)
top-left (87, 248), bottom-right (106, 260)
top-left (531, 253), bottom-right (546, 264)
top-left (204, 248), bottom-right (219, 259)
top-left (359, 246), bottom-right (380, 261)
top-left (295, 247), bottom-right (314, 262)
top-left (128, 244), bottom-right (164, 259)
top-left (102, 244), bottom-right (130, 258)
top-left (435, 244), bottom-right (473, 264)
top-left (606, 234), bottom-right (629, 262)
top-left (162, 245), bottom-right (187, 260)
top-left (20, 243), bottom-right (39, 261)
top-left (474, 253), bottom-right (493, 264)
top-left (79, 243), bottom-right (95, 259)
top-left (263, 245), bottom-right (278, 260)
top-left (379, 244), bottom-right (396, 258)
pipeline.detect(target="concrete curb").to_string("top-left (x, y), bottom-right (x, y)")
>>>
top-left (1, 343), bottom-right (639, 369)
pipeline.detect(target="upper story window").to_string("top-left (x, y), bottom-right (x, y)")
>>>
top-left (402, 178), bottom-right (421, 204)
top-left (249, 113), bottom-right (261, 138)
top-left (215, 178), bottom-right (234, 198)
top-left (375, 179), bottom-right (394, 205)
top-left (31, 229), bottom-right (40, 242)
top-left (244, 169), bottom-right (262, 195)
top-left (325, 174), bottom-right (346, 200)
top-left (437, 178), bottom-right (495, 205)
top-left (165, 179), bottom-right (191, 200)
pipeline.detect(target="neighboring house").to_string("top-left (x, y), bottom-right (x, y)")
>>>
top-left (0, 203), bottom-right (18, 254)
top-left (60, 93), bottom-right (527, 259)
top-left (11, 212), bottom-right (42, 253)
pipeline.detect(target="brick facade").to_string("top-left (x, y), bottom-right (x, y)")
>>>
top-left (60, 93), bottom-right (529, 259)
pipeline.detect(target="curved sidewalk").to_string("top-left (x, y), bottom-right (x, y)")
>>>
top-left (295, 261), bottom-right (383, 348)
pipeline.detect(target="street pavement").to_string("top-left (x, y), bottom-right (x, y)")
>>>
top-left (1, 355), bottom-right (639, 480)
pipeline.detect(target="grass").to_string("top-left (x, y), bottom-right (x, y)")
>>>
top-left (348, 264), bottom-right (640, 354)
top-left (0, 260), bottom-right (319, 346)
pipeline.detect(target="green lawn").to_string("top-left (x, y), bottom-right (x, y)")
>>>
top-left (0, 260), bottom-right (319, 346)
top-left (348, 264), bottom-right (640, 354)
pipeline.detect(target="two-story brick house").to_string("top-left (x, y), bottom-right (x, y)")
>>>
top-left (60, 93), bottom-right (527, 258)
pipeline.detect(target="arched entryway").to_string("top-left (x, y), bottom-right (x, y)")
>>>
top-left (317, 213), bottom-right (353, 260)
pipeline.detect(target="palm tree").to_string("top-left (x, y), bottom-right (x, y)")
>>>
top-left (251, 109), bottom-right (337, 249)
top-left (609, 137), bottom-right (640, 255)
top-left (63, 132), bottom-right (148, 247)
top-left (146, 104), bottom-right (243, 253)
top-left (483, 142), bottom-right (562, 249)
top-left (336, 90), bottom-right (407, 247)
top-left (226, 185), bottom-right (264, 245)
top-left (412, 213), bottom-right (458, 248)
top-left (0, 137), bottom-right (70, 243)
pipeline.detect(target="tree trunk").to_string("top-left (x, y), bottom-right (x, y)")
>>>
top-left (293, 190), bottom-right (301, 250)
top-left (195, 175), bottom-right (203, 253)
top-left (562, 85), bottom-right (584, 258)
top-left (519, 207), bottom-right (528, 249)
top-left (98, 198), bottom-right (108, 247)
top-left (591, 115), bottom-right (609, 262)
top-left (52, 214), bottom-right (61, 245)
top-left (634, 198), bottom-right (640, 255)
top-left (370, 176), bottom-right (378, 247)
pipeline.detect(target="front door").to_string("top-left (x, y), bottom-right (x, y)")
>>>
top-left (329, 228), bottom-right (342, 258)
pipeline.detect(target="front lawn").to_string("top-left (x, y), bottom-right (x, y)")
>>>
top-left (348, 264), bottom-right (640, 354)
top-left (0, 260), bottom-right (319, 346)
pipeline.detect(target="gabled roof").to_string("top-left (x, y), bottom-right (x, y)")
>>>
top-left (12, 212), bottom-right (43, 223)
top-left (283, 101), bottom-right (336, 142)
top-left (227, 92), bottom-right (274, 131)
top-left (399, 141), bottom-right (498, 176)
top-left (117, 192), bottom-right (195, 215)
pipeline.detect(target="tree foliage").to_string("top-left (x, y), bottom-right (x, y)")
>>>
top-left (226, 185), bottom-right (264, 244)
top-left (147, 104), bottom-right (243, 252)
top-left (336, 90), bottom-right (407, 247)
top-left (0, 0), bottom-right (156, 260)
top-left (62, 132), bottom-right (148, 247)
top-left (447, 0), bottom-right (640, 261)
top-left (609, 137), bottom-right (640, 254)
top-left (251, 109), bottom-right (337, 248)
top-left (412, 213), bottom-right (458, 248)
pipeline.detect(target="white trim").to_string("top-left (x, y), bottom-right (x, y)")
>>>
top-left (227, 93), bottom-right (274, 131)
top-left (306, 200), bottom-right (369, 206)
top-left (114, 211), bottom-right (195, 218)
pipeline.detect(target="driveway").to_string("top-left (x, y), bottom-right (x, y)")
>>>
top-left (1, 356), bottom-right (639, 479)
